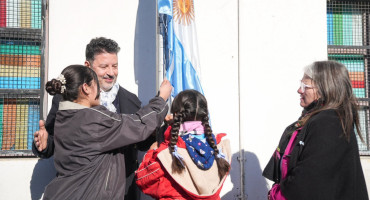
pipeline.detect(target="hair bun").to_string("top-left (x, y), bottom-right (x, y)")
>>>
top-left (45, 79), bottom-right (63, 95)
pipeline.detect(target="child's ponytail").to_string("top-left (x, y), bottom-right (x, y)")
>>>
top-left (202, 116), bottom-right (230, 179)
top-left (170, 111), bottom-right (185, 174)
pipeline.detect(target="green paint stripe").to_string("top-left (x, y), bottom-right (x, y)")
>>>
top-left (0, 45), bottom-right (41, 55)
top-left (333, 7), bottom-right (343, 45)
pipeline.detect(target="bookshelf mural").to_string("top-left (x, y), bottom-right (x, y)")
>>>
top-left (0, 0), bottom-right (43, 154)
top-left (327, 1), bottom-right (370, 153)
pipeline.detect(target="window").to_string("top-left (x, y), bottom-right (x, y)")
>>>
top-left (0, 0), bottom-right (46, 156)
top-left (327, 0), bottom-right (370, 154)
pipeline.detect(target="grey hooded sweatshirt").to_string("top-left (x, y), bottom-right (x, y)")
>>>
top-left (42, 96), bottom-right (168, 200)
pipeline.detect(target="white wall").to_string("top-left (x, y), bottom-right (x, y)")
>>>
top-left (0, 0), bottom-right (369, 200)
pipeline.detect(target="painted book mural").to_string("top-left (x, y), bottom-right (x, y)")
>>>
top-left (0, 0), bottom-right (42, 151)
top-left (327, 3), bottom-right (369, 152)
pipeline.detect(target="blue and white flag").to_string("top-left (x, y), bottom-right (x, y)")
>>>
top-left (158, 0), bottom-right (204, 97)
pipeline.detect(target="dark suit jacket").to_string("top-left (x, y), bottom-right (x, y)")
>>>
top-left (263, 109), bottom-right (368, 200)
top-left (32, 86), bottom-right (155, 200)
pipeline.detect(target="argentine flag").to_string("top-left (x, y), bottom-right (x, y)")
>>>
top-left (158, 0), bottom-right (204, 97)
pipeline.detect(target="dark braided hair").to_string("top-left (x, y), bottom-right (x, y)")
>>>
top-left (45, 65), bottom-right (100, 101)
top-left (169, 90), bottom-right (230, 179)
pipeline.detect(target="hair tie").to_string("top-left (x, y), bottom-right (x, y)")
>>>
top-left (56, 74), bottom-right (67, 94)
top-left (216, 147), bottom-right (227, 161)
top-left (172, 145), bottom-right (185, 167)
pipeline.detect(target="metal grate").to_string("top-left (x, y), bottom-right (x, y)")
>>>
top-left (327, 0), bottom-right (370, 155)
top-left (0, 0), bottom-right (44, 157)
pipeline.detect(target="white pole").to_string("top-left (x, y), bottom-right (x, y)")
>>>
top-left (156, 0), bottom-right (164, 91)
top-left (237, 0), bottom-right (246, 199)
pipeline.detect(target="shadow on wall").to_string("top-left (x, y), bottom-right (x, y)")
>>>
top-left (30, 157), bottom-right (57, 200)
top-left (222, 151), bottom-right (269, 200)
top-left (134, 0), bottom-right (157, 106)
top-left (244, 151), bottom-right (269, 200)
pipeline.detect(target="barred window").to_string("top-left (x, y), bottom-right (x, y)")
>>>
top-left (0, 0), bottom-right (45, 157)
top-left (327, 0), bottom-right (370, 154)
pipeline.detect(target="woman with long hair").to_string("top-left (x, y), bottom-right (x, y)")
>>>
top-left (263, 61), bottom-right (368, 200)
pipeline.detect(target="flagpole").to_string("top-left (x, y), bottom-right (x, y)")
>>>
top-left (237, 0), bottom-right (246, 198)
top-left (156, 0), bottom-right (163, 91)
top-left (157, 0), bottom-right (172, 111)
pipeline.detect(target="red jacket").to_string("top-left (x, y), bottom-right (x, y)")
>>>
top-left (135, 126), bottom-right (231, 200)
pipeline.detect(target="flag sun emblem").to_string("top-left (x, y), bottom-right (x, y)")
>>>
top-left (173, 0), bottom-right (195, 26)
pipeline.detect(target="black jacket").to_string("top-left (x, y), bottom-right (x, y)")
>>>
top-left (33, 86), bottom-right (154, 199)
top-left (42, 97), bottom-right (168, 200)
top-left (263, 109), bottom-right (368, 200)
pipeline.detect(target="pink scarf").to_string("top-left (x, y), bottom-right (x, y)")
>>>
top-left (179, 121), bottom-right (204, 135)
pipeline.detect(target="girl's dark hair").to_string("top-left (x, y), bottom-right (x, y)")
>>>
top-left (301, 61), bottom-right (363, 142)
top-left (169, 90), bottom-right (230, 179)
top-left (45, 65), bottom-right (100, 101)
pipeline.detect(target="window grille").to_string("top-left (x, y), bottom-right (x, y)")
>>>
top-left (327, 0), bottom-right (370, 155)
top-left (0, 0), bottom-right (45, 157)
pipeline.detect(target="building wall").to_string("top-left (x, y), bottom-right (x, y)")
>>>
top-left (0, 0), bottom-right (368, 199)
top-left (239, 0), bottom-right (328, 199)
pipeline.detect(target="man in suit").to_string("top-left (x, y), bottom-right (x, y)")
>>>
top-left (33, 37), bottom-right (153, 200)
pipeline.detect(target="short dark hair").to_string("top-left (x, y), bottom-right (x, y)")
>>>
top-left (45, 65), bottom-right (100, 101)
top-left (85, 37), bottom-right (120, 63)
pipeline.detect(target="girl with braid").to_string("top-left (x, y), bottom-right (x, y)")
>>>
top-left (135, 90), bottom-right (231, 200)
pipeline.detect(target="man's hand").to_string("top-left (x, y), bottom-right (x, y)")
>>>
top-left (165, 114), bottom-right (174, 125)
top-left (34, 120), bottom-right (49, 152)
top-left (159, 79), bottom-right (172, 101)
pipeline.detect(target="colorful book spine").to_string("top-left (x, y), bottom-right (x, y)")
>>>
top-left (0, 65), bottom-right (40, 77)
top-left (356, 110), bottom-right (367, 151)
top-left (0, 40), bottom-right (41, 46)
top-left (328, 54), bottom-right (363, 59)
top-left (20, 0), bottom-right (30, 28)
top-left (327, 7), bottom-right (333, 45)
top-left (333, 8), bottom-right (343, 45)
top-left (343, 7), bottom-right (352, 46)
top-left (335, 59), bottom-right (365, 72)
top-left (0, 44), bottom-right (41, 55)
top-left (351, 81), bottom-right (365, 88)
top-left (0, 0), bottom-right (6, 27)
top-left (329, 56), bottom-right (366, 98)
top-left (27, 99), bottom-right (38, 149)
top-left (352, 10), bottom-right (363, 46)
top-left (30, 0), bottom-right (40, 29)
top-left (2, 99), bottom-right (16, 150)
top-left (353, 88), bottom-right (366, 98)
top-left (0, 98), bottom-right (3, 149)
top-left (349, 72), bottom-right (364, 81)
top-left (15, 99), bottom-right (28, 150)
top-left (347, 60), bottom-right (365, 72)
top-left (0, 77), bottom-right (40, 89)
top-left (6, 0), bottom-right (20, 28)
top-left (0, 55), bottom-right (41, 66)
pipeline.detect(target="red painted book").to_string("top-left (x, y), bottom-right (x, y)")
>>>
top-left (352, 80), bottom-right (365, 88)
top-left (0, 0), bottom-right (5, 27)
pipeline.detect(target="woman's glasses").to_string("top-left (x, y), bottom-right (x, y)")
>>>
top-left (300, 81), bottom-right (313, 93)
